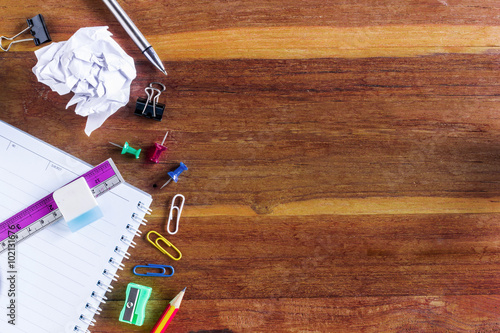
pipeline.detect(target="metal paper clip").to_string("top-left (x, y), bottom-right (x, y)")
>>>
top-left (1, 14), bottom-right (51, 52)
top-left (167, 194), bottom-right (185, 235)
top-left (133, 264), bottom-right (175, 277)
top-left (135, 82), bottom-right (166, 121)
top-left (146, 231), bottom-right (182, 261)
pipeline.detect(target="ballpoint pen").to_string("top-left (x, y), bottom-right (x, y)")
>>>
top-left (101, 0), bottom-right (167, 76)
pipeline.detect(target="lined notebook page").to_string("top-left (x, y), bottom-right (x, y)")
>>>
top-left (0, 121), bottom-right (152, 333)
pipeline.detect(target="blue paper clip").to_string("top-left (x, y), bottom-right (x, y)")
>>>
top-left (133, 264), bottom-right (174, 277)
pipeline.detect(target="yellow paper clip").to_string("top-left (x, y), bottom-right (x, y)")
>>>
top-left (146, 231), bottom-right (182, 261)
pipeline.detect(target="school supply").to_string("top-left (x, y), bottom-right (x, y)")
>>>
top-left (135, 82), bottom-right (166, 121)
top-left (0, 120), bottom-right (152, 333)
top-left (151, 288), bottom-right (186, 333)
top-left (167, 194), bottom-right (185, 235)
top-left (133, 264), bottom-right (174, 277)
top-left (148, 130), bottom-right (169, 163)
top-left (109, 141), bottom-right (142, 159)
top-left (161, 162), bottom-right (188, 189)
top-left (101, 0), bottom-right (167, 75)
top-left (53, 177), bottom-right (103, 232)
top-left (119, 283), bottom-right (152, 326)
top-left (32, 26), bottom-right (136, 136)
top-left (0, 14), bottom-right (51, 51)
top-left (147, 231), bottom-right (182, 260)
top-left (0, 159), bottom-right (122, 250)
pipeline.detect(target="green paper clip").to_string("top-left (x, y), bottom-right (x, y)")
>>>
top-left (119, 283), bottom-right (152, 326)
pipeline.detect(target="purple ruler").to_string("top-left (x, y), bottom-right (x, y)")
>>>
top-left (0, 158), bottom-right (124, 253)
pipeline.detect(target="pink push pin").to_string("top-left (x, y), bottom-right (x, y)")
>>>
top-left (148, 130), bottom-right (169, 163)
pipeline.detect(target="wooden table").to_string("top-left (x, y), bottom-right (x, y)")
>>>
top-left (1, 0), bottom-right (500, 332)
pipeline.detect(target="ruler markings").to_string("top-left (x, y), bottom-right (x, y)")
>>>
top-left (0, 159), bottom-right (124, 253)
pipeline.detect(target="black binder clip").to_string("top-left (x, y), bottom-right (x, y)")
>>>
top-left (1, 14), bottom-right (51, 52)
top-left (134, 82), bottom-right (166, 121)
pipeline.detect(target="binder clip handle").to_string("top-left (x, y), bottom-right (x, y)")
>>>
top-left (134, 82), bottom-right (166, 121)
top-left (1, 14), bottom-right (51, 52)
top-left (133, 264), bottom-right (174, 277)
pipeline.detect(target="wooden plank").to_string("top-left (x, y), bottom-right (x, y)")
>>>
top-left (96, 296), bottom-right (500, 333)
top-left (1, 0), bottom-right (500, 331)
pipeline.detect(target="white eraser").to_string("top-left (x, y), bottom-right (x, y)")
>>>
top-left (53, 177), bottom-right (102, 232)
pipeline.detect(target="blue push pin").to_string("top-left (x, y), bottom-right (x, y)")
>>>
top-left (160, 162), bottom-right (188, 189)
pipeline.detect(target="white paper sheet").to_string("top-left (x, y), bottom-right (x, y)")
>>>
top-left (32, 27), bottom-right (136, 136)
top-left (0, 121), bottom-right (152, 332)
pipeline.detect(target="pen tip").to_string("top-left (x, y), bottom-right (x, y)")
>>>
top-left (183, 287), bottom-right (186, 292)
top-left (162, 69), bottom-right (168, 76)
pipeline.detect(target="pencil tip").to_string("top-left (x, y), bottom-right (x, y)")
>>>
top-left (182, 287), bottom-right (186, 292)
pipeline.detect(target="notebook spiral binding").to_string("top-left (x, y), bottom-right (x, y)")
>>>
top-left (73, 201), bottom-right (150, 333)
top-left (79, 315), bottom-right (96, 326)
top-left (73, 325), bottom-right (91, 333)
top-left (85, 303), bottom-right (102, 315)
top-left (115, 245), bottom-right (131, 259)
top-left (96, 280), bottom-right (114, 293)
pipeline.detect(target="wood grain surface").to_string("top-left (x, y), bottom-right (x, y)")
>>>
top-left (1, 0), bottom-right (500, 332)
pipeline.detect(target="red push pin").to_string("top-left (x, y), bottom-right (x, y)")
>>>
top-left (148, 130), bottom-right (169, 163)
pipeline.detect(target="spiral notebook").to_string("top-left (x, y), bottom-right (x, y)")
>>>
top-left (0, 120), bottom-right (152, 333)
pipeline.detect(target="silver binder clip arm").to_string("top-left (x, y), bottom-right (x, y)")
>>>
top-left (1, 14), bottom-right (51, 52)
top-left (141, 82), bottom-right (166, 118)
top-left (0, 25), bottom-right (32, 51)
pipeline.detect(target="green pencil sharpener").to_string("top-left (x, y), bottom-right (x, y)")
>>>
top-left (119, 283), bottom-right (152, 326)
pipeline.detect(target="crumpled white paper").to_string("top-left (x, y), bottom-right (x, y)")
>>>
top-left (32, 26), bottom-right (136, 136)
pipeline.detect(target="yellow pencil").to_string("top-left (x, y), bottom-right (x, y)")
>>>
top-left (151, 288), bottom-right (186, 333)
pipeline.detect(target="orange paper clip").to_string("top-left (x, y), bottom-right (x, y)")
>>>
top-left (146, 231), bottom-right (182, 261)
